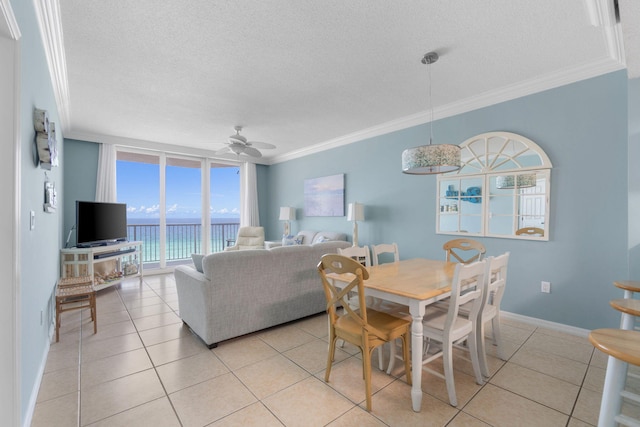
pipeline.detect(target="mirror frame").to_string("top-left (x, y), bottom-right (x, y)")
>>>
top-left (436, 132), bottom-right (552, 241)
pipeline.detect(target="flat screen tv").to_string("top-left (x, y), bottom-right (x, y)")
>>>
top-left (76, 201), bottom-right (128, 247)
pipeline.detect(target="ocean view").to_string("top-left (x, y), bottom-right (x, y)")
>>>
top-left (127, 218), bottom-right (240, 263)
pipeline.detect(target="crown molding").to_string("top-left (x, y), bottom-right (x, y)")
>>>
top-left (0, 0), bottom-right (20, 39)
top-left (64, 130), bottom-right (266, 165)
top-left (270, 57), bottom-right (625, 165)
top-left (33, 0), bottom-right (70, 132)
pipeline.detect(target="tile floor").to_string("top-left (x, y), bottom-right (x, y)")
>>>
top-left (30, 274), bottom-right (630, 426)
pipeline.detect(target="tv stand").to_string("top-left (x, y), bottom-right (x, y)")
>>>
top-left (60, 241), bottom-right (143, 291)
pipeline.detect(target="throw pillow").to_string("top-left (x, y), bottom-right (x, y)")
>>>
top-left (191, 253), bottom-right (205, 273)
top-left (294, 237), bottom-right (303, 245)
top-left (317, 235), bottom-right (330, 243)
top-left (282, 235), bottom-right (296, 246)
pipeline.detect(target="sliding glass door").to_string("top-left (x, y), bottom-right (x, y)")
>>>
top-left (116, 150), bottom-right (239, 270)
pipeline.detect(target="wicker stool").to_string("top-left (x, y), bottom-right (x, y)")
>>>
top-left (55, 276), bottom-right (96, 342)
top-left (589, 329), bottom-right (640, 427)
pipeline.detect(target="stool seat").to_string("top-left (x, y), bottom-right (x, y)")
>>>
top-left (589, 329), bottom-right (640, 366)
top-left (614, 281), bottom-right (640, 300)
top-left (610, 299), bottom-right (640, 317)
top-left (614, 281), bottom-right (640, 293)
top-left (55, 276), bottom-right (97, 342)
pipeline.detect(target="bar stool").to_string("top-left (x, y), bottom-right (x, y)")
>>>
top-left (610, 299), bottom-right (640, 330)
top-left (614, 280), bottom-right (640, 299)
top-left (589, 329), bottom-right (640, 427)
top-left (55, 276), bottom-right (97, 342)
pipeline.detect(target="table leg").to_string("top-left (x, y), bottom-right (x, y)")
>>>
top-left (410, 302), bottom-right (425, 412)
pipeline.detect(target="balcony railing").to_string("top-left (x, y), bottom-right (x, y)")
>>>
top-left (127, 222), bottom-right (239, 264)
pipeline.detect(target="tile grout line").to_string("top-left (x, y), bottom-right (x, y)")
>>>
top-left (120, 278), bottom-right (186, 427)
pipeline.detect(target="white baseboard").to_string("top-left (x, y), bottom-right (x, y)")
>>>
top-left (22, 335), bottom-right (51, 427)
top-left (501, 310), bottom-right (590, 338)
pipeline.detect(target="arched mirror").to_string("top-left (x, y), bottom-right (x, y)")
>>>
top-left (437, 132), bottom-right (552, 240)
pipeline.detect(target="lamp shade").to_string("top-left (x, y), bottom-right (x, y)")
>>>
top-left (402, 144), bottom-right (461, 174)
top-left (279, 207), bottom-right (295, 221)
top-left (347, 202), bottom-right (364, 222)
top-left (496, 174), bottom-right (537, 189)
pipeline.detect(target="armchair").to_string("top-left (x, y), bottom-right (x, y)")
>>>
top-left (224, 226), bottom-right (265, 251)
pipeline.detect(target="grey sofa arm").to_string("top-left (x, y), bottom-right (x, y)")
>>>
top-left (174, 265), bottom-right (213, 345)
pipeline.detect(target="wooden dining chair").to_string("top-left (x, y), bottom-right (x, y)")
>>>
top-left (371, 243), bottom-right (399, 266)
top-left (515, 227), bottom-right (544, 237)
top-left (443, 238), bottom-right (486, 264)
top-left (317, 254), bottom-right (412, 412)
top-left (421, 259), bottom-right (488, 406)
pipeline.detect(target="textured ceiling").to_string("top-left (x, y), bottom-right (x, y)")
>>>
top-left (54, 0), bottom-right (636, 164)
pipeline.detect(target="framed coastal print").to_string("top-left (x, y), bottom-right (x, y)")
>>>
top-left (304, 174), bottom-right (344, 217)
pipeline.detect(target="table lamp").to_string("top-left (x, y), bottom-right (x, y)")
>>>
top-left (347, 202), bottom-right (364, 247)
top-left (279, 207), bottom-right (295, 236)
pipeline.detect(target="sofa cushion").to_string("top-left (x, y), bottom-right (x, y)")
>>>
top-left (191, 254), bottom-right (205, 273)
top-left (295, 230), bottom-right (317, 245)
top-left (311, 231), bottom-right (347, 244)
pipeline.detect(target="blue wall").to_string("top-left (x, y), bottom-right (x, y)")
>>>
top-left (265, 71), bottom-right (629, 330)
top-left (13, 0), bottom-right (64, 422)
top-left (62, 139), bottom-right (99, 246)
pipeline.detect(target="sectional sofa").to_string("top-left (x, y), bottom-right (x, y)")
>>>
top-left (174, 240), bottom-right (351, 347)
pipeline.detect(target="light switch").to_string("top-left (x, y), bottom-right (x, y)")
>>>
top-left (30, 210), bottom-right (35, 230)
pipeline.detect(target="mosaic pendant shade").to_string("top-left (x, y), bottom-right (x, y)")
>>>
top-left (402, 144), bottom-right (461, 174)
top-left (496, 174), bottom-right (537, 189)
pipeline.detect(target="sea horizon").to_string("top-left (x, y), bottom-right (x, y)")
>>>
top-left (127, 217), bottom-right (240, 225)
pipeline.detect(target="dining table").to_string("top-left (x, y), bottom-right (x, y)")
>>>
top-left (327, 257), bottom-right (457, 412)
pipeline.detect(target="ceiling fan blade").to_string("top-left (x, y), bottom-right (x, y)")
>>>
top-left (214, 146), bottom-right (232, 155)
top-left (242, 147), bottom-right (262, 157)
top-left (247, 141), bottom-right (276, 150)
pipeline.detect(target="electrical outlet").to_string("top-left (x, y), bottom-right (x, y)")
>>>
top-left (541, 281), bottom-right (551, 293)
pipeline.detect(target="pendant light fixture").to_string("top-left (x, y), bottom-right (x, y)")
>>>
top-left (402, 52), bottom-right (461, 174)
top-left (495, 174), bottom-right (537, 189)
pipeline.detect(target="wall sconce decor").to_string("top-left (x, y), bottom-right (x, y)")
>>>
top-left (44, 179), bottom-right (57, 213)
top-left (33, 108), bottom-right (58, 170)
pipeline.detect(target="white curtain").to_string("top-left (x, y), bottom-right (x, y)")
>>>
top-left (240, 162), bottom-right (260, 226)
top-left (95, 143), bottom-right (117, 202)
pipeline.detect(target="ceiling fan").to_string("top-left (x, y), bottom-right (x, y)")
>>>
top-left (214, 126), bottom-right (276, 158)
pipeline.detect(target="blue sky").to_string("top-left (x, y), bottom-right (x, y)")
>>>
top-left (117, 161), bottom-right (240, 220)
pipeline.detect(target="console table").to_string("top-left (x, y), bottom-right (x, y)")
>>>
top-left (60, 241), bottom-right (143, 291)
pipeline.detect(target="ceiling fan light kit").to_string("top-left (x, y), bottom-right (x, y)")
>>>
top-left (214, 126), bottom-right (276, 158)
